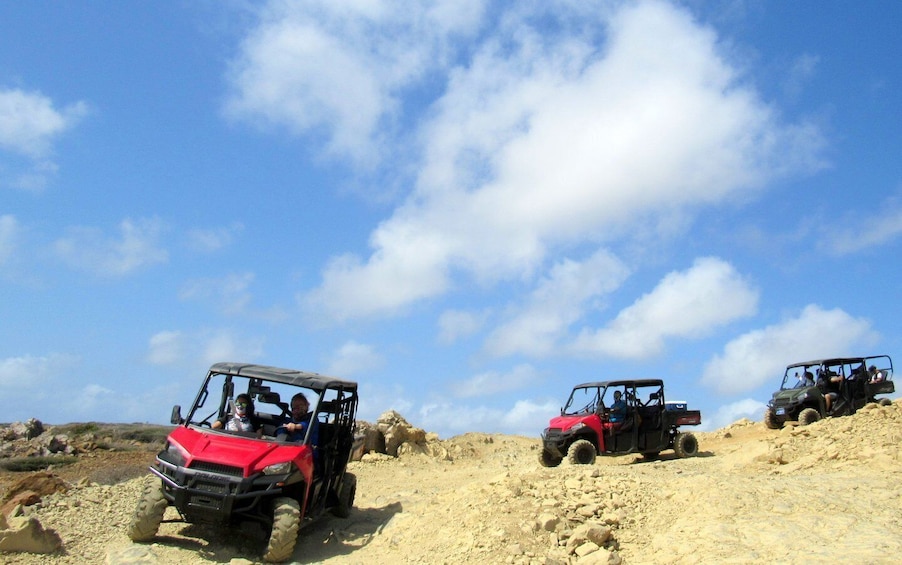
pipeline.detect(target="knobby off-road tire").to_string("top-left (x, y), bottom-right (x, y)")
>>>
top-left (763, 407), bottom-right (783, 430)
top-left (263, 497), bottom-right (300, 563)
top-left (798, 407), bottom-right (821, 426)
top-left (331, 473), bottom-right (357, 518)
top-left (674, 432), bottom-right (699, 458)
top-left (539, 449), bottom-right (563, 467)
top-left (878, 398), bottom-right (892, 406)
top-left (567, 439), bottom-right (597, 465)
top-left (127, 477), bottom-right (168, 542)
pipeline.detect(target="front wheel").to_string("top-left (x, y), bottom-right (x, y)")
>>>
top-left (127, 477), bottom-right (168, 542)
top-left (264, 497), bottom-right (300, 563)
top-left (798, 407), bottom-right (821, 426)
top-left (539, 449), bottom-right (562, 468)
top-left (567, 439), bottom-right (597, 465)
top-left (878, 398), bottom-right (892, 406)
top-left (332, 473), bottom-right (357, 518)
top-left (763, 407), bottom-right (782, 430)
top-left (674, 432), bottom-right (699, 458)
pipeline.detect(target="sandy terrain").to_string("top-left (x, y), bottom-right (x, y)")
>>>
top-left (2, 399), bottom-right (901, 564)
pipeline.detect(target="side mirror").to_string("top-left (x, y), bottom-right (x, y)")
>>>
top-left (171, 404), bottom-right (183, 425)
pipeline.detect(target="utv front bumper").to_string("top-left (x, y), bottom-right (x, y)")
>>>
top-left (541, 428), bottom-right (571, 459)
top-left (152, 454), bottom-right (289, 524)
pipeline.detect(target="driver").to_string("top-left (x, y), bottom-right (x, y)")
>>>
top-left (609, 390), bottom-right (628, 427)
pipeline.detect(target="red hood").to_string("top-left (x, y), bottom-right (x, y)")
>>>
top-left (168, 426), bottom-right (310, 476)
top-left (547, 413), bottom-right (599, 432)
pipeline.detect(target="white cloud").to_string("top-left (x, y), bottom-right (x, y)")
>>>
top-left (417, 397), bottom-right (558, 438)
top-left (54, 217), bottom-right (169, 276)
top-left (701, 304), bottom-right (877, 395)
top-left (304, 1), bottom-right (824, 322)
top-left (0, 87), bottom-right (87, 190)
top-left (185, 222), bottom-right (244, 252)
top-left (180, 271), bottom-right (289, 322)
top-left (325, 341), bottom-right (384, 377)
top-left (454, 364), bottom-right (542, 398)
top-left (0, 214), bottom-right (19, 264)
top-left (0, 353), bottom-right (79, 391)
top-left (572, 257), bottom-right (758, 358)
top-left (224, 0), bottom-right (484, 166)
top-left (823, 191), bottom-right (902, 254)
top-left (437, 309), bottom-right (488, 345)
top-left (147, 331), bottom-right (186, 366)
top-left (484, 249), bottom-right (630, 357)
top-left (147, 329), bottom-right (265, 368)
top-left (699, 398), bottom-right (767, 432)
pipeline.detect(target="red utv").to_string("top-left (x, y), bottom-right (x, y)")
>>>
top-left (540, 379), bottom-right (701, 466)
top-left (127, 362), bottom-right (359, 562)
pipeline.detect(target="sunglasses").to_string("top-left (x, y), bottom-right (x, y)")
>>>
top-left (236, 402), bottom-right (249, 408)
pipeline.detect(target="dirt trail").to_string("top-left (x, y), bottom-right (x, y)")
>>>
top-left (2, 401), bottom-right (901, 564)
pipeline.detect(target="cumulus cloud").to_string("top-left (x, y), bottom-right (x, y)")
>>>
top-left (700, 398), bottom-right (767, 432)
top-left (0, 87), bottom-right (87, 190)
top-left (484, 249), bottom-right (630, 357)
top-left (701, 304), bottom-right (877, 395)
top-left (224, 0), bottom-right (484, 166)
top-left (301, 0), bottom-right (823, 322)
top-left (454, 364), bottom-right (543, 398)
top-left (822, 191), bottom-right (902, 254)
top-left (54, 217), bottom-right (169, 276)
top-left (418, 397), bottom-right (558, 437)
top-left (572, 257), bottom-right (758, 359)
top-left (185, 222), bottom-right (244, 252)
top-left (437, 309), bottom-right (489, 345)
top-left (325, 341), bottom-right (384, 377)
top-left (0, 353), bottom-right (79, 391)
top-left (147, 328), bottom-right (265, 368)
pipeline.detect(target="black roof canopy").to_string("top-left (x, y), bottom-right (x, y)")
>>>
top-left (209, 362), bottom-right (357, 392)
top-left (572, 379), bottom-right (664, 389)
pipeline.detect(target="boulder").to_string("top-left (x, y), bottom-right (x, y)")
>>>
top-left (0, 513), bottom-right (62, 554)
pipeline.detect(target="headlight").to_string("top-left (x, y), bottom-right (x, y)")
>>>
top-left (796, 393), bottom-right (808, 402)
top-left (159, 442), bottom-right (186, 466)
top-left (263, 462), bottom-right (293, 475)
top-left (569, 422), bottom-right (586, 432)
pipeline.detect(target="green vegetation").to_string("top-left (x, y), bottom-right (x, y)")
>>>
top-left (0, 456), bottom-right (78, 473)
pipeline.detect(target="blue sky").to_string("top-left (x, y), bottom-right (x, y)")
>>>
top-left (2, 1), bottom-right (901, 437)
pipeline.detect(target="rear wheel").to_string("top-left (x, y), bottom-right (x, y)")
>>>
top-left (567, 439), bottom-right (597, 465)
top-left (332, 473), bottom-right (357, 518)
top-left (264, 497), bottom-right (300, 563)
top-left (763, 407), bottom-right (783, 430)
top-left (127, 477), bottom-right (168, 542)
top-left (878, 398), bottom-right (892, 406)
top-left (798, 407), bottom-right (821, 426)
top-left (674, 432), bottom-right (699, 458)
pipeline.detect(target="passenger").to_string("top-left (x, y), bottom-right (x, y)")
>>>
top-left (212, 393), bottom-right (262, 437)
top-left (799, 371), bottom-right (815, 386)
top-left (868, 365), bottom-right (885, 383)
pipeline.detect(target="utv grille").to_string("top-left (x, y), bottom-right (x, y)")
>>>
top-left (190, 461), bottom-right (244, 477)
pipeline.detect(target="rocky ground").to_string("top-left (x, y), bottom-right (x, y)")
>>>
top-left (1, 400), bottom-right (901, 564)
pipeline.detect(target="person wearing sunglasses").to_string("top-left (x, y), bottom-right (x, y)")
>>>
top-left (212, 393), bottom-right (262, 437)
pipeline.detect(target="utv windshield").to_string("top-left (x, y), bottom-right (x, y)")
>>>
top-left (563, 386), bottom-right (603, 415)
top-left (184, 371), bottom-right (323, 435)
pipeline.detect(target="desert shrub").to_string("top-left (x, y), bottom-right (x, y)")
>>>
top-left (0, 456), bottom-right (78, 473)
top-left (115, 425), bottom-right (172, 444)
top-left (65, 422), bottom-right (100, 435)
